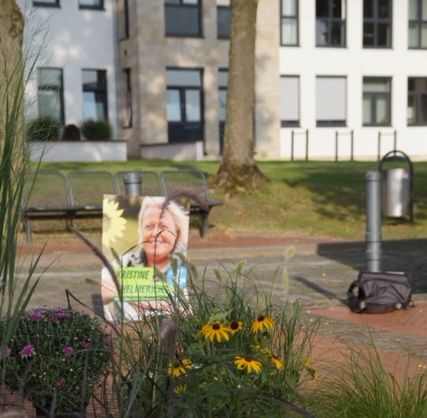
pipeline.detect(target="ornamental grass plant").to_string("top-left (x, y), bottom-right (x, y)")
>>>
top-left (311, 344), bottom-right (427, 418)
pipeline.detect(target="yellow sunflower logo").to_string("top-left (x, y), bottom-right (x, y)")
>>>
top-left (251, 315), bottom-right (274, 333)
top-left (234, 356), bottom-right (263, 374)
top-left (102, 198), bottom-right (127, 248)
top-left (200, 322), bottom-right (230, 343)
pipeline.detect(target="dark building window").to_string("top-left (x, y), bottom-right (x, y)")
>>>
top-left (165, 0), bottom-right (202, 38)
top-left (408, 78), bottom-right (427, 125)
top-left (363, 77), bottom-right (391, 126)
top-left (316, 0), bottom-right (346, 47)
top-left (217, 6), bottom-right (231, 39)
top-left (79, 0), bottom-right (103, 9)
top-left (33, 0), bottom-right (59, 7)
top-left (166, 68), bottom-right (203, 143)
top-left (82, 69), bottom-right (108, 121)
top-left (37, 68), bottom-right (64, 123)
top-left (363, 0), bottom-right (392, 48)
top-left (408, 0), bottom-right (427, 48)
top-left (218, 69), bottom-right (228, 154)
top-left (122, 69), bottom-right (133, 128)
top-left (118, 0), bottom-right (130, 39)
top-left (281, 0), bottom-right (299, 46)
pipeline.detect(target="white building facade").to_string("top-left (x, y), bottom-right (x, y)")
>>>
top-left (20, 0), bottom-right (427, 161)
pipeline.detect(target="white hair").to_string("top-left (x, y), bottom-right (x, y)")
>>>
top-left (138, 196), bottom-right (189, 254)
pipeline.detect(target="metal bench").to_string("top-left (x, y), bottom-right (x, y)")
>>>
top-left (23, 170), bottom-right (75, 244)
top-left (22, 168), bottom-right (223, 242)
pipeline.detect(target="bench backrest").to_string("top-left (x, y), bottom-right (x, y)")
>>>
top-left (160, 168), bottom-right (209, 206)
top-left (23, 170), bottom-right (71, 210)
top-left (67, 170), bottom-right (116, 209)
top-left (114, 170), bottom-right (163, 197)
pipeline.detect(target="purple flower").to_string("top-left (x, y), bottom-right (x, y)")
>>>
top-left (55, 378), bottom-right (65, 388)
top-left (29, 310), bottom-right (44, 321)
top-left (63, 346), bottom-right (74, 356)
top-left (20, 344), bottom-right (36, 359)
top-left (80, 340), bottom-right (92, 351)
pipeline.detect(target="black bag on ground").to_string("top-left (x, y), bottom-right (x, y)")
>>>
top-left (347, 271), bottom-right (413, 313)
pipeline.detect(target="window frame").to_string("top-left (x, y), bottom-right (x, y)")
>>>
top-left (37, 67), bottom-right (65, 124)
top-left (362, 77), bottom-right (392, 127)
top-left (33, 0), bottom-right (60, 7)
top-left (316, 0), bottom-right (346, 48)
top-left (280, 75), bottom-right (300, 127)
top-left (363, 0), bottom-right (392, 48)
top-left (164, 0), bottom-right (203, 38)
top-left (408, 0), bottom-right (427, 49)
top-left (79, 0), bottom-right (104, 11)
top-left (82, 69), bottom-right (108, 122)
top-left (166, 67), bottom-right (204, 143)
top-left (407, 77), bottom-right (427, 126)
top-left (281, 0), bottom-right (299, 46)
top-left (217, 5), bottom-right (231, 39)
top-left (316, 75), bottom-right (347, 127)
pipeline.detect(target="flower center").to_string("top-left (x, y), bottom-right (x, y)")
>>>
top-left (212, 323), bottom-right (220, 330)
top-left (230, 321), bottom-right (239, 330)
top-left (257, 315), bottom-right (265, 322)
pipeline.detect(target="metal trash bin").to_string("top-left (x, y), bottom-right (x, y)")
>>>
top-left (379, 150), bottom-right (413, 222)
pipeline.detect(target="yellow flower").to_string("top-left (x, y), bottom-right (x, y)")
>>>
top-left (271, 355), bottom-right (284, 370)
top-left (200, 322), bottom-right (230, 343)
top-left (251, 315), bottom-right (274, 333)
top-left (234, 356), bottom-right (263, 374)
top-left (229, 320), bottom-right (243, 334)
top-left (304, 357), bottom-right (317, 380)
top-left (168, 357), bottom-right (193, 378)
top-left (102, 198), bottom-right (127, 248)
top-left (174, 384), bottom-right (187, 394)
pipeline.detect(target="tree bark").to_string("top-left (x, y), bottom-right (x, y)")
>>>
top-left (214, 0), bottom-right (265, 192)
top-left (0, 0), bottom-right (25, 150)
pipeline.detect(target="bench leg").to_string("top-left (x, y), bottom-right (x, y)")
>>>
top-left (200, 214), bottom-right (208, 238)
top-left (24, 218), bottom-right (33, 245)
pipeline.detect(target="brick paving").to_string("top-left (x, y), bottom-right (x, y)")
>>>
top-left (11, 229), bottom-right (427, 416)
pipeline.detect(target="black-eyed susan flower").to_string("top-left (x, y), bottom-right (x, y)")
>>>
top-left (229, 320), bottom-right (243, 334)
top-left (168, 357), bottom-right (193, 378)
top-left (200, 322), bottom-right (230, 343)
top-left (251, 315), bottom-right (274, 333)
top-left (271, 355), bottom-right (284, 370)
top-left (234, 356), bottom-right (263, 374)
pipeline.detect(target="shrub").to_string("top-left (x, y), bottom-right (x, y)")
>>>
top-left (26, 116), bottom-right (60, 141)
top-left (81, 119), bottom-right (112, 141)
top-left (0, 307), bottom-right (111, 416)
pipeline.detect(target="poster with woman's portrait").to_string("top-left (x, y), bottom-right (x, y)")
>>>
top-left (101, 194), bottom-right (190, 322)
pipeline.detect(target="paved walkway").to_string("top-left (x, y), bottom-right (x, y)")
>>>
top-left (15, 230), bottom-right (427, 382)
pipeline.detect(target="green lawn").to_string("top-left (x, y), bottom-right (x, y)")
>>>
top-left (38, 160), bottom-right (427, 241)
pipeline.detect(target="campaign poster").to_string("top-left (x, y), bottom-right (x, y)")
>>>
top-left (101, 194), bottom-right (189, 322)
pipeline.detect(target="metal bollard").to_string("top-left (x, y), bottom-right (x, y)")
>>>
top-left (123, 172), bottom-right (142, 196)
top-left (365, 171), bottom-right (382, 272)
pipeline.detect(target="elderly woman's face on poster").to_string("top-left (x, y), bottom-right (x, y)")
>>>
top-left (141, 206), bottom-right (178, 264)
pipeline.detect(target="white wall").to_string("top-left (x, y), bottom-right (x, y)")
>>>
top-left (279, 0), bottom-right (427, 161)
top-left (20, 0), bottom-right (119, 137)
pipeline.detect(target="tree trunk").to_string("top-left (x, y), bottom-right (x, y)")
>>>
top-left (214, 0), bottom-right (265, 192)
top-left (0, 0), bottom-right (25, 151)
